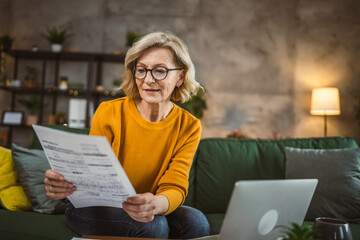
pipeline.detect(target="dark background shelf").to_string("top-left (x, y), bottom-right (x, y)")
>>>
top-left (7, 50), bottom-right (125, 62)
top-left (0, 86), bottom-right (125, 97)
top-left (1, 49), bottom-right (126, 147)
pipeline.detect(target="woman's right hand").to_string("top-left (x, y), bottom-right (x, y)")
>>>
top-left (44, 169), bottom-right (76, 200)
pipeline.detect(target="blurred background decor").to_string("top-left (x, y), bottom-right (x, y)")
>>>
top-left (58, 76), bottom-right (69, 90)
top-left (0, 34), bottom-right (14, 52)
top-left (112, 78), bottom-right (122, 90)
top-left (126, 30), bottom-right (142, 48)
top-left (185, 87), bottom-right (207, 119)
top-left (0, 34), bottom-right (14, 86)
top-left (17, 95), bottom-right (42, 126)
top-left (22, 66), bottom-right (38, 88)
top-left (42, 26), bottom-right (70, 52)
top-left (225, 129), bottom-right (248, 138)
top-left (0, 0), bottom-right (360, 144)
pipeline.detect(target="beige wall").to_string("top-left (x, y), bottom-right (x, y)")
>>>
top-left (1, 0), bottom-right (359, 146)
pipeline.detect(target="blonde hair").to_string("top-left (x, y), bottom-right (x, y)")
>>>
top-left (121, 32), bottom-right (200, 103)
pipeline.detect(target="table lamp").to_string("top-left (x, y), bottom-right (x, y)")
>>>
top-left (310, 87), bottom-right (341, 137)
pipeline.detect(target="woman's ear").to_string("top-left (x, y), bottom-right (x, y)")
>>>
top-left (176, 70), bottom-right (185, 87)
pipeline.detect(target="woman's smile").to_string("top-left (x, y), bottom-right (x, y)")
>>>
top-left (144, 88), bottom-right (160, 93)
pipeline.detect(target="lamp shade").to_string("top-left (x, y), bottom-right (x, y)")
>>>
top-left (311, 87), bottom-right (341, 115)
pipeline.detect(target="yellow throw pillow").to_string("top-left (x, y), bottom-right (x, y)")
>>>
top-left (0, 146), bottom-right (31, 211)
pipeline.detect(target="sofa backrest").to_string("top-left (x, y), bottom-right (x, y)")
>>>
top-left (184, 137), bottom-right (358, 214)
top-left (30, 125), bottom-right (90, 149)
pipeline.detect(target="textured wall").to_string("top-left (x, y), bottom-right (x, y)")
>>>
top-left (195, 1), bottom-right (298, 138)
top-left (293, 1), bottom-right (360, 138)
top-left (0, 0), bottom-right (359, 146)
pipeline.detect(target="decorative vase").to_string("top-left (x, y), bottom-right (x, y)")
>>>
top-left (26, 115), bottom-right (38, 126)
top-left (314, 217), bottom-right (353, 240)
top-left (22, 79), bottom-right (37, 88)
top-left (51, 43), bottom-right (62, 52)
top-left (59, 80), bottom-right (68, 90)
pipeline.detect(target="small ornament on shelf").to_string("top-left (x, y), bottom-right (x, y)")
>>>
top-left (95, 85), bottom-right (104, 92)
top-left (31, 45), bottom-right (38, 52)
top-left (59, 76), bottom-right (68, 90)
top-left (22, 66), bottom-right (37, 88)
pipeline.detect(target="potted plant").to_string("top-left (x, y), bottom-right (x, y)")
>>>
top-left (185, 87), bottom-right (207, 119)
top-left (0, 34), bottom-right (15, 52)
top-left (278, 222), bottom-right (320, 240)
top-left (22, 66), bottom-right (38, 88)
top-left (55, 111), bottom-right (66, 125)
top-left (112, 78), bottom-right (122, 90)
top-left (0, 35), bottom-right (14, 85)
top-left (18, 95), bottom-right (42, 126)
top-left (126, 30), bottom-right (142, 47)
top-left (42, 26), bottom-right (70, 52)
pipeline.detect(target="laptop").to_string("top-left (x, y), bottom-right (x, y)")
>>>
top-left (193, 179), bottom-right (318, 240)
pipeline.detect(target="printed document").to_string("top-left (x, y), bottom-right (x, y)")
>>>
top-left (33, 125), bottom-right (136, 208)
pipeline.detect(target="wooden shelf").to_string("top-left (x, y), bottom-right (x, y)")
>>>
top-left (7, 50), bottom-right (125, 62)
top-left (0, 86), bottom-right (125, 97)
top-left (1, 49), bottom-right (126, 147)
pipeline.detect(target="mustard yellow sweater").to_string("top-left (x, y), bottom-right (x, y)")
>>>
top-left (89, 97), bottom-right (201, 214)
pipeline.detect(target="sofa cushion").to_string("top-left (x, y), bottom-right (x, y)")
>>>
top-left (285, 147), bottom-right (360, 222)
top-left (11, 144), bottom-right (66, 214)
top-left (191, 137), bottom-right (358, 214)
top-left (0, 146), bottom-right (31, 211)
top-left (205, 213), bottom-right (225, 235)
top-left (0, 209), bottom-right (79, 239)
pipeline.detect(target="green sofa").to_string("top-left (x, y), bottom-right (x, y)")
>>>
top-left (0, 132), bottom-right (359, 239)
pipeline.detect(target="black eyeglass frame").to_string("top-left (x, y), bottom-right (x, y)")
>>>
top-left (133, 66), bottom-right (183, 81)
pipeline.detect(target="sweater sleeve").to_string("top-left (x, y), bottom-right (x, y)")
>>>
top-left (89, 102), bottom-right (115, 144)
top-left (156, 119), bottom-right (202, 215)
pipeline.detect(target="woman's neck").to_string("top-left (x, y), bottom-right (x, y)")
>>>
top-left (135, 100), bottom-right (174, 122)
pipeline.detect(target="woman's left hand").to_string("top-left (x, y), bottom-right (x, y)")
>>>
top-left (123, 193), bottom-right (169, 222)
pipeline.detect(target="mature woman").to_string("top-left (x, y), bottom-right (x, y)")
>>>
top-left (44, 32), bottom-right (210, 239)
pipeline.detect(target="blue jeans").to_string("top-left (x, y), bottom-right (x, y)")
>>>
top-left (65, 203), bottom-right (210, 239)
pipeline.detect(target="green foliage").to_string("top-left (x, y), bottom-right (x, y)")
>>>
top-left (42, 26), bottom-right (70, 44)
top-left (25, 66), bottom-right (37, 80)
top-left (18, 95), bottom-right (42, 114)
top-left (112, 78), bottom-right (122, 87)
top-left (126, 30), bottom-right (142, 47)
top-left (278, 222), bottom-right (320, 240)
top-left (186, 88), bottom-right (207, 119)
top-left (0, 34), bottom-right (15, 52)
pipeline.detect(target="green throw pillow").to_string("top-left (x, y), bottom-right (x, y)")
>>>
top-left (11, 144), bottom-right (66, 214)
top-left (285, 147), bottom-right (360, 223)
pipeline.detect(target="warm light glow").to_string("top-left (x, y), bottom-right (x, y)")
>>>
top-left (310, 88), bottom-right (341, 115)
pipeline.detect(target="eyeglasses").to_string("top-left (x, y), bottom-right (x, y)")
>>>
top-left (133, 66), bottom-right (182, 81)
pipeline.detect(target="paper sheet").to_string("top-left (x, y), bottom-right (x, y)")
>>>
top-left (33, 125), bottom-right (136, 208)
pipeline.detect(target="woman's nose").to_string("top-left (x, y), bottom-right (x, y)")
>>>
top-left (144, 71), bottom-right (156, 84)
